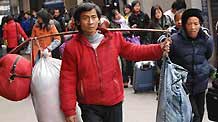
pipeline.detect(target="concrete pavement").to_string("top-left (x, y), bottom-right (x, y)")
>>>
top-left (0, 86), bottom-right (212, 122)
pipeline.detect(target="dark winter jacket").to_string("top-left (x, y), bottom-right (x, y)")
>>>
top-left (169, 28), bottom-right (214, 95)
top-left (128, 11), bottom-right (150, 44)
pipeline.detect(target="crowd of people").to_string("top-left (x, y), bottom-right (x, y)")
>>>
top-left (0, 0), bottom-right (216, 122)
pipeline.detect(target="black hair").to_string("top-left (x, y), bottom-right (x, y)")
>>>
top-left (171, 1), bottom-right (178, 10)
top-left (176, 0), bottom-right (187, 10)
top-left (131, 0), bottom-right (140, 8)
top-left (37, 8), bottom-right (52, 31)
top-left (150, 5), bottom-right (164, 21)
top-left (131, 0), bottom-right (140, 12)
top-left (111, 9), bottom-right (119, 19)
top-left (174, 9), bottom-right (185, 21)
top-left (73, 2), bottom-right (102, 32)
top-left (124, 4), bottom-right (132, 10)
top-left (6, 15), bottom-right (14, 23)
top-left (182, 8), bottom-right (203, 29)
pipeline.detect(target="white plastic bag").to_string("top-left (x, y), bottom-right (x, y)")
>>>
top-left (31, 57), bottom-right (65, 122)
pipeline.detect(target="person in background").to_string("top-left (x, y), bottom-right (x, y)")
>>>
top-left (168, 8), bottom-right (214, 122)
top-left (167, 9), bottom-right (185, 34)
top-left (123, 4), bottom-right (132, 25)
top-left (111, 9), bottom-right (130, 29)
top-left (67, 16), bottom-right (76, 31)
top-left (128, 0), bottom-right (150, 44)
top-left (127, 0), bottom-right (150, 85)
top-left (164, 1), bottom-right (178, 22)
top-left (3, 15), bottom-right (28, 53)
top-left (149, 4), bottom-right (174, 44)
top-left (60, 2), bottom-right (171, 122)
top-left (110, 9), bottom-right (131, 88)
top-left (24, 10), bottom-right (37, 55)
top-left (21, 11), bottom-right (34, 37)
top-left (53, 8), bottom-right (65, 32)
top-left (16, 10), bottom-right (25, 23)
top-left (0, 16), bottom-right (7, 57)
top-left (31, 9), bottom-right (61, 62)
top-left (31, 10), bottom-right (37, 20)
top-left (176, 0), bottom-right (187, 10)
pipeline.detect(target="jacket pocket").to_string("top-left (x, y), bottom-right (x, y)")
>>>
top-left (77, 80), bottom-right (85, 99)
top-left (113, 78), bottom-right (121, 94)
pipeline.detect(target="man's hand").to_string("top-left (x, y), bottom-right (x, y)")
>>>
top-left (66, 115), bottom-right (76, 122)
top-left (160, 38), bottom-right (172, 56)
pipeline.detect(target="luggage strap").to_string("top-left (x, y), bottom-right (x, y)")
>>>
top-left (9, 56), bottom-right (31, 83)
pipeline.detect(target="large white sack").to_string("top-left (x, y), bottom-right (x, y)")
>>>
top-left (31, 57), bottom-right (83, 122)
top-left (31, 57), bottom-right (65, 122)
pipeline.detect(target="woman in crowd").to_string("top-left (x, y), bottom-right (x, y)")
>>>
top-left (128, 0), bottom-right (150, 44)
top-left (3, 15), bottom-right (28, 53)
top-left (149, 4), bottom-right (174, 44)
top-left (31, 9), bottom-right (61, 62)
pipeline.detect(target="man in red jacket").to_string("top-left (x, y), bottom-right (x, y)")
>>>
top-left (60, 2), bottom-right (171, 122)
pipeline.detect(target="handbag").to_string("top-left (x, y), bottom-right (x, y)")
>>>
top-left (126, 35), bottom-right (141, 45)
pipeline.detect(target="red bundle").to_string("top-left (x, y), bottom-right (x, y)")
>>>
top-left (0, 54), bottom-right (31, 101)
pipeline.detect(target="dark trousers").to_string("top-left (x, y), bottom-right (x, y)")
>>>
top-left (189, 91), bottom-right (206, 122)
top-left (79, 102), bottom-right (123, 122)
top-left (120, 57), bottom-right (128, 83)
top-left (126, 60), bottom-right (134, 84)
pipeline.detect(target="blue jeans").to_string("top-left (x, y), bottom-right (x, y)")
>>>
top-left (156, 57), bottom-right (192, 122)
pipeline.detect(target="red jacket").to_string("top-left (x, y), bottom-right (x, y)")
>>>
top-left (60, 28), bottom-right (163, 117)
top-left (3, 20), bottom-right (28, 48)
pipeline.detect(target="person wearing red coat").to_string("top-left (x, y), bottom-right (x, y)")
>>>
top-left (3, 15), bottom-right (28, 52)
top-left (60, 2), bottom-right (171, 122)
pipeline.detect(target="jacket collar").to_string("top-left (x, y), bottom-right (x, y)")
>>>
top-left (75, 27), bottom-right (113, 46)
top-left (178, 27), bottom-right (209, 42)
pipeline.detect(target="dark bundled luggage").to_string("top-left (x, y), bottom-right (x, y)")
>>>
top-left (133, 61), bottom-right (155, 93)
top-left (206, 87), bottom-right (218, 121)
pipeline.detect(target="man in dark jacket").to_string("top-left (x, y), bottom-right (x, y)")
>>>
top-left (169, 8), bottom-right (214, 122)
top-left (59, 2), bottom-right (171, 122)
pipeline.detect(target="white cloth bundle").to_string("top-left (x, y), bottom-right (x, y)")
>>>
top-left (31, 57), bottom-right (83, 122)
top-left (31, 57), bottom-right (65, 122)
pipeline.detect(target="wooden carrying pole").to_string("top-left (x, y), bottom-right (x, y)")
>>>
top-left (9, 28), bottom-right (169, 54)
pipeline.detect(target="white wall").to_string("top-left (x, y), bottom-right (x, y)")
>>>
top-left (189, 0), bottom-right (202, 9)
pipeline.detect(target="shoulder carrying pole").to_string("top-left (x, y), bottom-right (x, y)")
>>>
top-left (9, 28), bottom-right (170, 54)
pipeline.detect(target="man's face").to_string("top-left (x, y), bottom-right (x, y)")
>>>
top-left (54, 9), bottom-right (60, 17)
top-left (185, 16), bottom-right (201, 39)
top-left (79, 9), bottom-right (99, 36)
